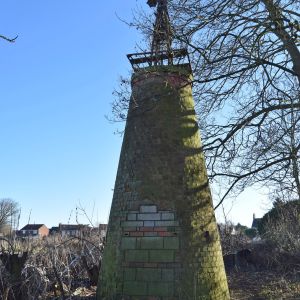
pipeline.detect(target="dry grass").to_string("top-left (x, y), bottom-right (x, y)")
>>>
top-left (0, 233), bottom-right (103, 300)
top-left (228, 270), bottom-right (300, 300)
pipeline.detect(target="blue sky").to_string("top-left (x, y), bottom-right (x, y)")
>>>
top-left (0, 0), bottom-right (143, 227)
top-left (0, 1), bottom-right (269, 229)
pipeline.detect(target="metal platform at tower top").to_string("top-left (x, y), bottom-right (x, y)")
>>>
top-left (127, 48), bottom-right (191, 70)
top-left (127, 0), bottom-right (191, 71)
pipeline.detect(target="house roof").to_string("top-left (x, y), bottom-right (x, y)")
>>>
top-left (49, 226), bottom-right (59, 231)
top-left (59, 224), bottom-right (88, 231)
top-left (20, 224), bottom-right (45, 230)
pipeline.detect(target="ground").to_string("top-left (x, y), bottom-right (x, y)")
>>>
top-left (50, 270), bottom-right (300, 299)
top-left (228, 270), bottom-right (300, 300)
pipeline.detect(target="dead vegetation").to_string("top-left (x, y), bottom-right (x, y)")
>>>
top-left (0, 232), bottom-right (103, 300)
top-left (220, 208), bottom-right (300, 300)
top-left (1, 213), bottom-right (300, 299)
top-left (227, 239), bottom-right (300, 299)
top-left (228, 270), bottom-right (300, 300)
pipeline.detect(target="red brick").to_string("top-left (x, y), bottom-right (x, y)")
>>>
top-left (158, 231), bottom-right (173, 237)
top-left (154, 227), bottom-right (167, 232)
top-left (139, 227), bottom-right (154, 232)
top-left (38, 225), bottom-right (49, 237)
top-left (144, 232), bottom-right (158, 237)
top-left (128, 262), bottom-right (144, 268)
top-left (130, 232), bottom-right (144, 237)
top-left (143, 262), bottom-right (158, 268)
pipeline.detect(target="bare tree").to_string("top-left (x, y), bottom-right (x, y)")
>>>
top-left (256, 199), bottom-right (300, 272)
top-left (0, 199), bottom-right (20, 233)
top-left (125, 0), bottom-right (300, 207)
top-left (255, 103), bottom-right (300, 201)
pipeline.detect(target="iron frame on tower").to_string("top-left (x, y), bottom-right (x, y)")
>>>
top-left (127, 48), bottom-right (191, 71)
top-left (127, 0), bottom-right (191, 71)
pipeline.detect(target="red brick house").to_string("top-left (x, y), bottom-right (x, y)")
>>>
top-left (19, 224), bottom-right (49, 238)
top-left (59, 224), bottom-right (89, 237)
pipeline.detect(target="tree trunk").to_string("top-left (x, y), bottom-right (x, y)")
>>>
top-left (262, 0), bottom-right (300, 83)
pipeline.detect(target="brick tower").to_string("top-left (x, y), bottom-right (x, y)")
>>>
top-left (97, 1), bottom-right (230, 299)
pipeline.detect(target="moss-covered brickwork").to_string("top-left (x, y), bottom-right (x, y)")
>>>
top-left (97, 65), bottom-right (230, 299)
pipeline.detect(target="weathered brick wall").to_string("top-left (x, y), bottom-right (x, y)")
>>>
top-left (97, 65), bottom-right (229, 300)
top-left (121, 204), bottom-right (180, 298)
top-left (39, 225), bottom-right (49, 237)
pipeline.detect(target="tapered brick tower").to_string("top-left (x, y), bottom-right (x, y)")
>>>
top-left (97, 1), bottom-right (229, 299)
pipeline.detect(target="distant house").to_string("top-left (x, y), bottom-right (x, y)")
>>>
top-left (58, 224), bottom-right (89, 237)
top-left (251, 213), bottom-right (262, 229)
top-left (218, 223), bottom-right (237, 235)
top-left (19, 224), bottom-right (49, 238)
top-left (49, 226), bottom-right (59, 235)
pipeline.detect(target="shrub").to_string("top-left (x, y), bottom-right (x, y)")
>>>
top-left (258, 200), bottom-right (300, 253)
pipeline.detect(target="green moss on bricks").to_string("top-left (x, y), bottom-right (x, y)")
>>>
top-left (163, 237), bottom-right (179, 249)
top-left (141, 237), bottom-right (164, 249)
top-left (96, 239), bottom-right (120, 299)
top-left (125, 250), bottom-right (149, 262)
top-left (123, 281), bottom-right (148, 296)
top-left (97, 65), bottom-right (230, 300)
top-left (136, 268), bottom-right (162, 281)
top-left (123, 268), bottom-right (136, 281)
top-left (149, 250), bottom-right (175, 262)
top-left (148, 282), bottom-right (174, 297)
top-left (162, 269), bottom-right (174, 281)
top-left (121, 237), bottom-right (136, 250)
